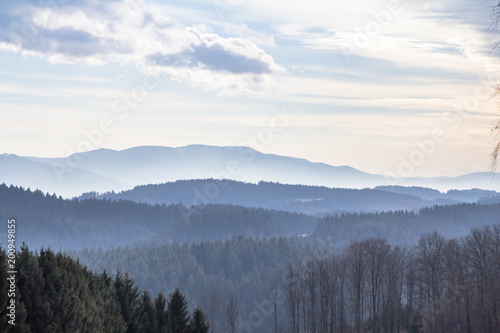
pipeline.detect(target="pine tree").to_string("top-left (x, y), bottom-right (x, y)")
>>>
top-left (167, 289), bottom-right (190, 333)
top-left (95, 270), bottom-right (127, 333)
top-left (155, 293), bottom-right (168, 332)
top-left (137, 291), bottom-right (159, 333)
top-left (8, 285), bottom-right (31, 333)
top-left (114, 273), bottom-right (140, 332)
top-left (16, 245), bottom-right (53, 332)
top-left (189, 308), bottom-right (209, 333)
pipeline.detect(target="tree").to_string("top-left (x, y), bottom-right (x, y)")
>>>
top-left (364, 238), bottom-right (390, 333)
top-left (167, 289), bottom-right (190, 333)
top-left (155, 293), bottom-right (168, 332)
top-left (283, 263), bottom-right (301, 333)
top-left (268, 275), bottom-right (281, 333)
top-left (189, 308), bottom-right (209, 333)
top-left (114, 272), bottom-right (140, 332)
top-left (345, 240), bottom-right (367, 333)
top-left (200, 291), bottom-right (221, 333)
top-left (224, 291), bottom-right (239, 333)
top-left (17, 245), bottom-right (53, 332)
top-left (137, 291), bottom-right (159, 333)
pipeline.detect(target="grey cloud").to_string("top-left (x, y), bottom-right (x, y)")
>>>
top-left (191, 43), bottom-right (272, 74)
top-left (149, 42), bottom-right (273, 75)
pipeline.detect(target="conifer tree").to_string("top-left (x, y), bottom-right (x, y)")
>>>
top-left (155, 293), bottom-right (168, 332)
top-left (9, 285), bottom-right (31, 333)
top-left (189, 308), bottom-right (209, 333)
top-left (17, 244), bottom-right (53, 332)
top-left (167, 289), bottom-right (190, 333)
top-left (114, 273), bottom-right (140, 332)
top-left (137, 291), bottom-right (159, 333)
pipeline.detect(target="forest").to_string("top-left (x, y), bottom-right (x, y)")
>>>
top-left (0, 184), bottom-right (315, 250)
top-left (0, 245), bottom-right (209, 332)
top-left (85, 179), bottom-right (500, 216)
top-left (76, 226), bottom-right (500, 333)
top-left (2, 184), bottom-right (500, 250)
top-left (1, 184), bottom-right (500, 332)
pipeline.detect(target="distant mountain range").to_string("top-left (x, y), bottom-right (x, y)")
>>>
top-left (1, 145), bottom-right (500, 197)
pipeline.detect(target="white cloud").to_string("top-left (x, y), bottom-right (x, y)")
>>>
top-left (0, 0), bottom-right (283, 95)
top-left (242, 0), bottom-right (499, 76)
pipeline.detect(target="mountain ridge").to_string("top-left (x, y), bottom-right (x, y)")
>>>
top-left (1, 144), bottom-right (500, 197)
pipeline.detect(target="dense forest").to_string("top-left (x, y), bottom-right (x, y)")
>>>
top-left (75, 237), bottom-right (311, 332)
top-left (2, 184), bottom-right (500, 250)
top-left (2, 184), bottom-right (500, 331)
top-left (0, 245), bottom-right (209, 332)
top-left (0, 184), bottom-right (315, 250)
top-left (76, 226), bottom-right (500, 333)
top-left (86, 179), bottom-right (437, 215)
top-left (314, 203), bottom-right (500, 246)
top-left (86, 180), bottom-right (500, 216)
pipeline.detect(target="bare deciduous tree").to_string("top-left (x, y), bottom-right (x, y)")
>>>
top-left (224, 291), bottom-right (239, 333)
top-left (200, 290), bottom-right (222, 333)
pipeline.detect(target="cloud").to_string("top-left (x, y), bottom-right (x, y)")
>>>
top-left (148, 32), bottom-right (277, 74)
top-left (240, 0), bottom-right (499, 75)
top-left (0, 0), bottom-right (283, 95)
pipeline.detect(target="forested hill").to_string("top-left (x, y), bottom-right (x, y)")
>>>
top-left (0, 184), bottom-right (315, 250)
top-left (0, 246), bottom-right (208, 332)
top-left (314, 202), bottom-right (500, 246)
top-left (85, 179), bottom-right (437, 215)
top-left (2, 183), bottom-right (500, 251)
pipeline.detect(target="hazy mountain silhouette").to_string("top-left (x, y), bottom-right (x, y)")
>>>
top-left (2, 145), bottom-right (500, 197)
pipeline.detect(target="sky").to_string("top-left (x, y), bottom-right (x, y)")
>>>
top-left (1, 0), bottom-right (500, 178)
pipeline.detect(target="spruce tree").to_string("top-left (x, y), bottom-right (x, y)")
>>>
top-left (114, 273), bottom-right (140, 332)
top-left (189, 308), bottom-right (209, 333)
top-left (17, 245), bottom-right (53, 332)
top-left (135, 291), bottom-right (158, 332)
top-left (155, 293), bottom-right (168, 332)
top-left (167, 289), bottom-right (190, 333)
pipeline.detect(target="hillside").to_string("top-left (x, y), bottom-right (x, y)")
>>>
top-left (0, 184), bottom-right (315, 250)
top-left (89, 179), bottom-right (500, 216)
top-left (0, 246), bottom-right (205, 332)
top-left (314, 203), bottom-right (500, 246)
top-left (2, 183), bottom-right (500, 251)
top-left (89, 179), bottom-right (431, 215)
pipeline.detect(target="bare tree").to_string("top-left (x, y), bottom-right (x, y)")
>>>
top-left (224, 291), bottom-right (239, 333)
top-left (283, 262), bottom-right (305, 333)
top-left (268, 275), bottom-right (281, 333)
top-left (364, 239), bottom-right (390, 333)
top-left (200, 290), bottom-right (222, 333)
top-left (303, 258), bottom-right (319, 333)
top-left (335, 254), bottom-right (348, 333)
top-left (345, 240), bottom-right (368, 333)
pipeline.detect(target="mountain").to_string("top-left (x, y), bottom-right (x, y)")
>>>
top-left (2, 145), bottom-right (500, 197)
top-left (0, 153), bottom-right (129, 197)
